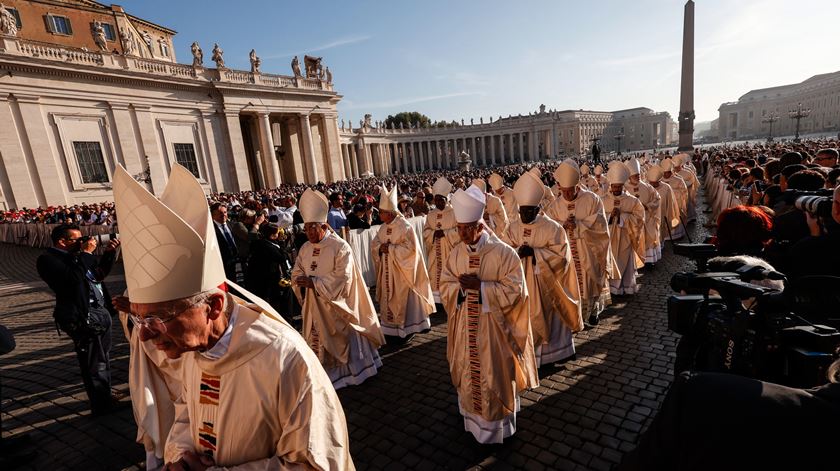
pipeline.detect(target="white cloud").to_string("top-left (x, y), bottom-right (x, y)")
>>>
top-left (264, 35), bottom-right (371, 59)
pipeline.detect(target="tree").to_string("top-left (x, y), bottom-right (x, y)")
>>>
top-left (384, 111), bottom-right (432, 129)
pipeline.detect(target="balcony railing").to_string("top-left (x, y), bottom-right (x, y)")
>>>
top-left (3, 37), bottom-right (334, 93)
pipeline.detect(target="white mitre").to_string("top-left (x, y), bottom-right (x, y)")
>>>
top-left (673, 153), bottom-right (689, 167)
top-left (113, 164), bottom-right (225, 304)
top-left (432, 177), bottom-right (453, 197)
top-left (627, 157), bottom-right (641, 176)
top-left (488, 173), bottom-right (505, 191)
top-left (300, 188), bottom-right (329, 223)
top-left (379, 184), bottom-right (398, 213)
top-left (594, 164), bottom-right (604, 176)
top-left (452, 184), bottom-right (486, 223)
top-left (646, 164), bottom-right (664, 182)
top-left (607, 162), bottom-right (631, 185)
top-left (513, 170), bottom-right (545, 207)
top-left (554, 159), bottom-right (580, 188)
top-left (580, 164), bottom-right (591, 176)
top-left (661, 158), bottom-right (674, 172)
top-left (472, 178), bottom-right (487, 193)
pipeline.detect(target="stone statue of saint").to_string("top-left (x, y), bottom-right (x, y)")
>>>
top-left (399, 122), bottom-right (404, 130)
top-left (249, 49), bottom-right (261, 74)
top-left (212, 43), bottom-right (225, 68)
top-left (92, 21), bottom-right (108, 51)
top-left (461, 118), bottom-right (465, 126)
top-left (325, 67), bottom-right (332, 83)
top-left (470, 118), bottom-right (474, 125)
top-left (340, 119), bottom-right (345, 130)
top-left (480, 117), bottom-right (483, 124)
top-left (364, 114), bottom-right (372, 128)
top-left (191, 42), bottom-right (203, 67)
top-left (141, 30), bottom-right (152, 49)
top-left (120, 27), bottom-right (135, 55)
top-left (539, 104), bottom-right (546, 114)
top-left (291, 56), bottom-right (302, 77)
top-left (0, 3), bottom-right (19, 37)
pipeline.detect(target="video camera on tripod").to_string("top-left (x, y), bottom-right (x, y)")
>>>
top-left (667, 243), bottom-right (840, 388)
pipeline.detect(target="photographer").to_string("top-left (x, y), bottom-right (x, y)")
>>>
top-left (36, 224), bottom-right (122, 415)
top-left (787, 185), bottom-right (840, 278)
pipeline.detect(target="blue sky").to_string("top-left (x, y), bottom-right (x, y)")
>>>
top-left (121, 0), bottom-right (840, 124)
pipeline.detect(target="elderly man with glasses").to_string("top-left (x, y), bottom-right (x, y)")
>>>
top-left (113, 164), bottom-right (354, 471)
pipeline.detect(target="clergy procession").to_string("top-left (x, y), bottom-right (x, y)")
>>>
top-left (84, 148), bottom-right (701, 470)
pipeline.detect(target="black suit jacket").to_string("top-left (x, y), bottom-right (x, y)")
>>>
top-left (36, 248), bottom-right (117, 329)
top-left (214, 222), bottom-right (239, 278)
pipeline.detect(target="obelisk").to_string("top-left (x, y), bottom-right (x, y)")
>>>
top-left (677, 0), bottom-right (695, 151)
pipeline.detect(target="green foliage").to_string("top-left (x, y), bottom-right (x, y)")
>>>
top-left (384, 111), bottom-right (432, 129)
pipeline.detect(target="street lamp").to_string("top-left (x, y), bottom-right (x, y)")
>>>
top-left (761, 112), bottom-right (779, 142)
top-left (614, 132), bottom-right (624, 155)
top-left (788, 102), bottom-right (811, 143)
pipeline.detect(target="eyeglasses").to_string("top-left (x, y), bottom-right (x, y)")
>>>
top-left (128, 298), bottom-right (206, 333)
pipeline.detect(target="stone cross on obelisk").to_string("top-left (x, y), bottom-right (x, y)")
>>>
top-left (677, 0), bottom-right (695, 151)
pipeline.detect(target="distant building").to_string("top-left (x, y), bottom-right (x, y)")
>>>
top-left (339, 107), bottom-right (675, 176)
top-left (718, 71), bottom-right (840, 140)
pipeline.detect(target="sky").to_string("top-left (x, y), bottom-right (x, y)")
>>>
top-left (120, 0), bottom-right (840, 125)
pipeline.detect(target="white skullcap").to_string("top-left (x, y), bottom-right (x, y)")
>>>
top-left (554, 159), bottom-right (581, 188)
top-left (114, 164), bottom-right (225, 304)
top-left (472, 178), bottom-right (487, 192)
top-left (379, 184), bottom-right (398, 213)
top-left (513, 170), bottom-right (545, 206)
top-left (627, 157), bottom-right (641, 176)
top-left (594, 164), bottom-right (604, 176)
top-left (661, 158), bottom-right (674, 172)
top-left (299, 188), bottom-right (329, 223)
top-left (581, 164), bottom-right (590, 176)
top-left (646, 164), bottom-right (663, 182)
top-left (607, 162), bottom-right (631, 185)
top-left (432, 177), bottom-right (453, 197)
top-left (488, 173), bottom-right (505, 191)
top-left (452, 184), bottom-right (486, 223)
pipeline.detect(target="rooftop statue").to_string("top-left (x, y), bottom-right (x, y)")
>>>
top-left (0, 4), bottom-right (18, 37)
top-left (119, 27), bottom-right (135, 55)
top-left (291, 56), bottom-right (302, 77)
top-left (304, 55), bottom-right (323, 79)
top-left (92, 21), bottom-right (107, 51)
top-left (191, 42), bottom-right (203, 67)
top-left (249, 49), bottom-right (261, 74)
top-left (212, 43), bottom-right (225, 68)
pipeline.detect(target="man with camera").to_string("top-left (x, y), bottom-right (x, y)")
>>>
top-left (787, 184), bottom-right (840, 278)
top-left (36, 224), bottom-right (122, 415)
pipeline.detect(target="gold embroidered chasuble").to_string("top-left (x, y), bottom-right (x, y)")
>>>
top-left (292, 231), bottom-right (384, 368)
top-left (440, 231), bottom-right (539, 424)
top-left (164, 299), bottom-right (355, 470)
top-left (626, 180), bottom-right (663, 253)
top-left (371, 215), bottom-right (435, 328)
top-left (500, 214), bottom-right (583, 345)
top-left (545, 190), bottom-right (618, 303)
top-left (603, 192), bottom-right (647, 272)
top-left (422, 206), bottom-right (460, 298)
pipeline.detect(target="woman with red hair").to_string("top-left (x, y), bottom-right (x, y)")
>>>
top-left (712, 205), bottom-right (773, 256)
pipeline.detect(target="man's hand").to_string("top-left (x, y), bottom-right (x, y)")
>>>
top-left (805, 211), bottom-right (822, 237)
top-left (105, 238), bottom-right (121, 253)
top-left (81, 237), bottom-right (97, 254)
top-left (379, 243), bottom-right (389, 254)
top-left (611, 208), bottom-right (621, 219)
top-left (112, 295), bottom-right (130, 313)
top-left (295, 276), bottom-right (315, 289)
top-left (434, 229), bottom-right (445, 239)
top-left (458, 273), bottom-right (481, 291)
top-left (164, 451), bottom-right (214, 471)
top-left (518, 245), bottom-right (534, 258)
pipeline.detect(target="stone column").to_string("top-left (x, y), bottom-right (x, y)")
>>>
top-left (299, 114), bottom-right (319, 183)
top-left (529, 130), bottom-right (538, 162)
top-left (321, 114), bottom-right (345, 182)
top-left (258, 112), bottom-right (280, 188)
top-left (135, 104), bottom-right (175, 194)
top-left (348, 144), bottom-right (359, 177)
top-left (0, 95), bottom-right (40, 208)
top-left (341, 144), bottom-right (352, 178)
top-left (489, 135), bottom-right (496, 166)
top-left (518, 132), bottom-right (525, 163)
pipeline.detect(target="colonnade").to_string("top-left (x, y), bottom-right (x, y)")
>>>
top-left (339, 129), bottom-right (559, 178)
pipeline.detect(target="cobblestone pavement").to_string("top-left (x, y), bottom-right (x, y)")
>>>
top-left (0, 195), bottom-right (712, 471)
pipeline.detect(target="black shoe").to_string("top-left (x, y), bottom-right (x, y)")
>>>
top-left (587, 314), bottom-right (600, 326)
